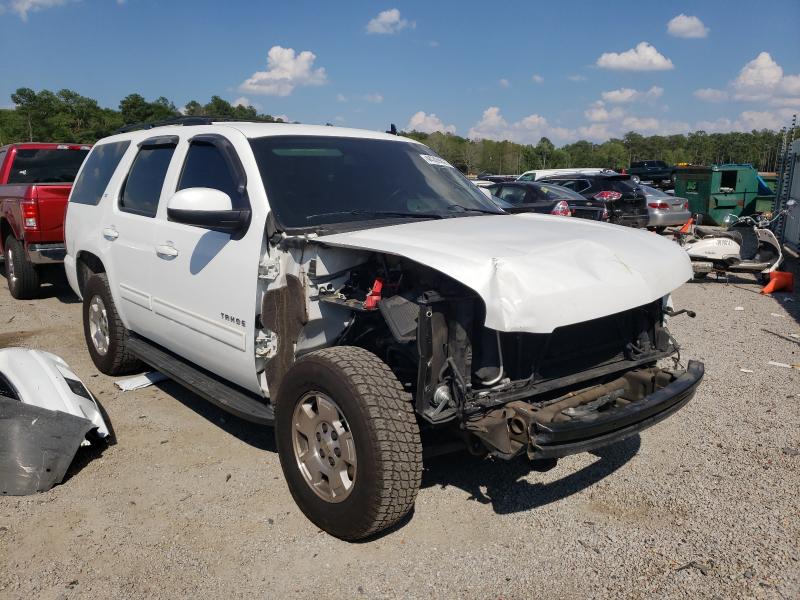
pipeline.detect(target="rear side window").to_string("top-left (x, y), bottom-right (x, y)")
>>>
top-left (600, 178), bottom-right (636, 193)
top-left (7, 148), bottom-right (90, 184)
top-left (120, 145), bottom-right (175, 217)
top-left (70, 141), bottom-right (130, 206)
top-left (496, 185), bottom-right (527, 204)
top-left (177, 142), bottom-right (241, 206)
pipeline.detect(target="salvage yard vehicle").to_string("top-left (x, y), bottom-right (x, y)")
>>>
top-left (641, 184), bottom-right (691, 232)
top-left (628, 160), bottom-right (676, 187)
top-left (486, 181), bottom-right (607, 220)
top-left (64, 118), bottom-right (703, 540)
top-left (0, 142), bottom-right (91, 298)
top-left (538, 172), bottom-right (650, 228)
top-left (0, 348), bottom-right (110, 495)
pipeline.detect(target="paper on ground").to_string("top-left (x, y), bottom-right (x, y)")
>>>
top-left (115, 371), bottom-right (168, 391)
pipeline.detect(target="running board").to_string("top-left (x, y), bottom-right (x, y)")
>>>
top-left (127, 335), bottom-right (274, 425)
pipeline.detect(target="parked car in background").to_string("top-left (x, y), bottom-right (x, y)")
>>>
top-left (539, 172), bottom-right (649, 228)
top-left (641, 185), bottom-right (691, 232)
top-left (486, 181), bottom-right (607, 220)
top-left (517, 167), bottom-right (610, 182)
top-left (0, 143), bottom-right (91, 298)
top-left (628, 160), bottom-right (676, 186)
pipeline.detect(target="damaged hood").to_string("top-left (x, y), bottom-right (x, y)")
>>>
top-left (318, 214), bottom-right (692, 333)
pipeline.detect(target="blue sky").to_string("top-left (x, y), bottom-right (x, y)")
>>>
top-left (1, 0), bottom-right (799, 144)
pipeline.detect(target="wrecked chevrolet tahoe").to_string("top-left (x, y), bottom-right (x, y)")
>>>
top-left (64, 119), bottom-right (703, 540)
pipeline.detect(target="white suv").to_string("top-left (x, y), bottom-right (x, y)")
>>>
top-left (65, 118), bottom-right (703, 540)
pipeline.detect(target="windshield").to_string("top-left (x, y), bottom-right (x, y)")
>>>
top-left (531, 183), bottom-right (586, 201)
top-left (249, 135), bottom-right (502, 228)
top-left (8, 148), bottom-right (90, 184)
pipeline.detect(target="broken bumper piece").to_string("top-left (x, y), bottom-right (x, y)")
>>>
top-left (529, 361), bottom-right (704, 459)
top-left (468, 361), bottom-right (704, 460)
top-left (0, 398), bottom-right (95, 495)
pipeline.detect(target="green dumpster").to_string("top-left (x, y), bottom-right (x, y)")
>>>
top-left (674, 163), bottom-right (775, 225)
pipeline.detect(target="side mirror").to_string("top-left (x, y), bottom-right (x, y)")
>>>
top-left (166, 187), bottom-right (250, 234)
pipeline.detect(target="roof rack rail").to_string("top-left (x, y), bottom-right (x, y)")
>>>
top-left (114, 115), bottom-right (273, 134)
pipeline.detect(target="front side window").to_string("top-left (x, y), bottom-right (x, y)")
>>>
top-left (70, 141), bottom-right (130, 206)
top-left (8, 147), bottom-right (90, 184)
top-left (120, 145), bottom-right (175, 217)
top-left (250, 135), bottom-right (502, 228)
top-left (177, 142), bottom-right (241, 206)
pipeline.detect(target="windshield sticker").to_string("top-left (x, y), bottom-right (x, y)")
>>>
top-left (419, 154), bottom-right (454, 168)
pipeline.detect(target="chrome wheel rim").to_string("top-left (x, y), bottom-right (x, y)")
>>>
top-left (292, 391), bottom-right (357, 503)
top-left (88, 295), bottom-right (110, 356)
top-left (6, 248), bottom-right (16, 284)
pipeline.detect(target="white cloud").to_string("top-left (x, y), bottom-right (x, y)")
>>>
top-left (694, 88), bottom-right (728, 102)
top-left (273, 114), bottom-right (290, 123)
top-left (596, 42), bottom-right (674, 71)
top-left (601, 86), bottom-right (663, 103)
top-left (695, 108), bottom-right (795, 132)
top-left (366, 8), bottom-right (413, 34)
top-left (232, 97), bottom-right (255, 108)
top-left (531, 74), bottom-right (544, 84)
top-left (584, 101), bottom-right (625, 122)
top-left (336, 93), bottom-right (347, 102)
top-left (567, 74), bottom-right (587, 82)
top-left (667, 14), bottom-right (709, 38)
top-left (239, 46), bottom-right (327, 97)
top-left (406, 111), bottom-right (456, 134)
top-left (730, 52), bottom-right (800, 106)
top-left (499, 78), bottom-right (510, 88)
top-left (467, 106), bottom-right (572, 144)
top-left (363, 93), bottom-right (383, 103)
top-left (4, 0), bottom-right (69, 20)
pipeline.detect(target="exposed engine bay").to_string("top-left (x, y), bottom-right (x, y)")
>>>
top-left (256, 240), bottom-right (697, 461)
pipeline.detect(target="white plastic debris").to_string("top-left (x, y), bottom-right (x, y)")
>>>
top-left (734, 306), bottom-right (744, 311)
top-left (115, 372), bottom-right (168, 391)
top-left (768, 361), bottom-right (792, 369)
top-left (770, 313), bottom-right (786, 318)
top-left (790, 334), bottom-right (800, 340)
top-left (739, 368), bottom-right (754, 373)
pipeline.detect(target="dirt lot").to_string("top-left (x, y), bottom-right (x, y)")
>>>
top-left (0, 264), bottom-right (798, 599)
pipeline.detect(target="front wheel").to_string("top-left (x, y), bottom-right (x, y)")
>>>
top-left (275, 346), bottom-right (422, 541)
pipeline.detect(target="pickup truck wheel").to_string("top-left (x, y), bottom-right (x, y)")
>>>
top-left (82, 273), bottom-right (142, 375)
top-left (275, 346), bottom-right (422, 541)
top-left (4, 236), bottom-right (40, 299)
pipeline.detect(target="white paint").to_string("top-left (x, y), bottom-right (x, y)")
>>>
top-left (0, 348), bottom-right (109, 441)
top-left (319, 213), bottom-right (693, 333)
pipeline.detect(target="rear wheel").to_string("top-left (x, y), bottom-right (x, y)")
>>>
top-left (275, 346), bottom-right (422, 541)
top-left (4, 236), bottom-right (40, 299)
top-left (82, 273), bottom-right (142, 375)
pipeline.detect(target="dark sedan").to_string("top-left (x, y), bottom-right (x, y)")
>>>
top-left (538, 173), bottom-right (649, 228)
top-left (486, 181), bottom-right (608, 220)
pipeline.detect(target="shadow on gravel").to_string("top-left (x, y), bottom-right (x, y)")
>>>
top-left (0, 264), bottom-right (79, 304)
top-left (153, 379), bottom-right (276, 452)
top-left (421, 435), bottom-right (641, 514)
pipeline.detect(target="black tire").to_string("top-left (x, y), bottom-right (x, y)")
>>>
top-left (694, 272), bottom-right (709, 280)
top-left (4, 235), bottom-right (40, 299)
top-left (82, 273), bottom-right (142, 375)
top-left (654, 226), bottom-right (667, 234)
top-left (275, 346), bottom-right (422, 541)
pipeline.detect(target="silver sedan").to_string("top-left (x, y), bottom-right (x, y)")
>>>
top-left (642, 185), bottom-right (692, 231)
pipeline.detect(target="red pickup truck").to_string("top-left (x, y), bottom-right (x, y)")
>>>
top-left (0, 143), bottom-right (90, 298)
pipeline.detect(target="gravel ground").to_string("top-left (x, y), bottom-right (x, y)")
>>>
top-left (0, 263), bottom-right (798, 599)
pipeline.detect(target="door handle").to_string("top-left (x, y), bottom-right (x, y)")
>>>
top-left (102, 227), bottom-right (119, 241)
top-left (155, 244), bottom-right (179, 259)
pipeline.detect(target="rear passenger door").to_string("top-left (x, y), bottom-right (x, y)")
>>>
top-left (150, 132), bottom-right (263, 394)
top-left (108, 136), bottom-right (177, 343)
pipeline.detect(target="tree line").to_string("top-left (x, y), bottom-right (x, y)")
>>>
top-left (0, 87), bottom-right (282, 146)
top-left (0, 87), bottom-right (794, 175)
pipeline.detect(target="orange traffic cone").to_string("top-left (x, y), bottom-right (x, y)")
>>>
top-left (760, 271), bottom-right (794, 295)
top-left (678, 217), bottom-right (694, 234)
